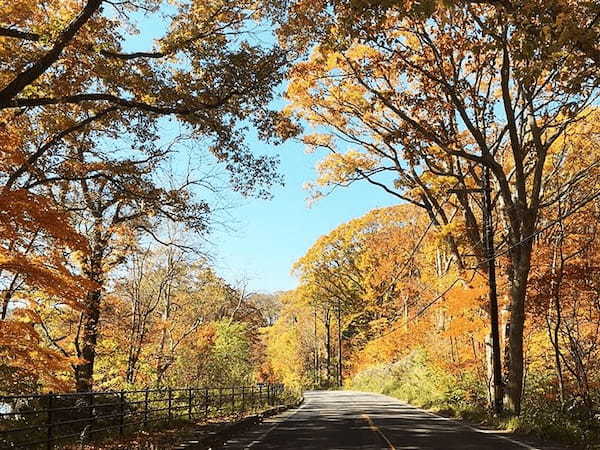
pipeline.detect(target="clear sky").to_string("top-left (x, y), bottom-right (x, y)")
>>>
top-left (122, 9), bottom-right (399, 295)
top-left (208, 132), bottom-right (397, 294)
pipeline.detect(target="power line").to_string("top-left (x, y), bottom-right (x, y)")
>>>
top-left (369, 185), bottom-right (600, 342)
top-left (482, 186), bottom-right (600, 266)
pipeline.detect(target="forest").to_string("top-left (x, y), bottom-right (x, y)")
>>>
top-left (1, 0), bottom-right (600, 448)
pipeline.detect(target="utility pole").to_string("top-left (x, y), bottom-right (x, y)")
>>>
top-left (449, 165), bottom-right (503, 414)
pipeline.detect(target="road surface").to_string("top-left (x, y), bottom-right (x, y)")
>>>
top-left (220, 391), bottom-right (563, 450)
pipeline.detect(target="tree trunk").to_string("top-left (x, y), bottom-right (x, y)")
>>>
top-left (74, 230), bottom-right (105, 393)
top-left (548, 243), bottom-right (565, 404)
top-left (156, 321), bottom-right (168, 387)
top-left (1, 273), bottom-right (19, 320)
top-left (504, 242), bottom-right (532, 414)
top-left (314, 308), bottom-right (319, 386)
top-left (337, 303), bottom-right (342, 387)
top-left (325, 311), bottom-right (331, 386)
top-left (74, 286), bottom-right (102, 392)
top-left (156, 286), bottom-right (172, 387)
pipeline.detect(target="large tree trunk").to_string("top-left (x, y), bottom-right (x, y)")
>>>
top-left (74, 288), bottom-right (101, 392)
top-left (74, 230), bottom-right (105, 393)
top-left (504, 242), bottom-right (532, 414)
top-left (156, 319), bottom-right (168, 387)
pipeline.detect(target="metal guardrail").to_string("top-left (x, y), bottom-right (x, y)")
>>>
top-left (0, 383), bottom-right (284, 449)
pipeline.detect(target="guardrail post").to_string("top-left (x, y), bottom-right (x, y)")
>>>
top-left (188, 388), bottom-right (193, 420)
top-left (46, 392), bottom-right (54, 450)
top-left (218, 387), bottom-right (222, 411)
top-left (88, 392), bottom-right (95, 435)
top-left (231, 387), bottom-right (235, 412)
top-left (241, 386), bottom-right (245, 412)
top-left (168, 388), bottom-right (173, 422)
top-left (143, 388), bottom-right (149, 428)
top-left (204, 388), bottom-right (209, 418)
top-left (119, 391), bottom-right (125, 435)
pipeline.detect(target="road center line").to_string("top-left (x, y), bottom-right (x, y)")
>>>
top-left (362, 413), bottom-right (397, 450)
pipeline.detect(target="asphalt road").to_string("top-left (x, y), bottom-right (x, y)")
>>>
top-left (220, 391), bottom-right (564, 450)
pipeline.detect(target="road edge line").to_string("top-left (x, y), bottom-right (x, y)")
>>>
top-left (378, 393), bottom-right (541, 450)
top-left (246, 401), bottom-right (309, 448)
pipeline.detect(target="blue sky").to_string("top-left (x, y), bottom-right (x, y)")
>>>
top-left (208, 132), bottom-right (397, 294)
top-left (119, 8), bottom-right (398, 294)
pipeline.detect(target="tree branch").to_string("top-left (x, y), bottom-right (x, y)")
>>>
top-left (0, 0), bottom-right (104, 104)
top-left (4, 107), bottom-right (118, 191)
top-left (0, 26), bottom-right (40, 41)
top-left (3, 92), bottom-right (237, 112)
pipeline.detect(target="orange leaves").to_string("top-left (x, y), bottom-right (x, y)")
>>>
top-left (440, 274), bottom-right (487, 339)
top-left (0, 189), bottom-right (87, 251)
top-left (0, 188), bottom-right (91, 392)
top-left (0, 313), bottom-right (76, 392)
top-left (0, 188), bottom-right (92, 305)
top-left (0, 119), bottom-right (28, 171)
top-left (288, 201), bottom-right (490, 383)
top-left (196, 323), bottom-right (217, 350)
top-left (0, 188), bottom-right (93, 314)
top-left (445, 275), bottom-right (487, 306)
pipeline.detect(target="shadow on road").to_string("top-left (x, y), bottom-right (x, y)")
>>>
top-left (220, 391), bottom-right (559, 450)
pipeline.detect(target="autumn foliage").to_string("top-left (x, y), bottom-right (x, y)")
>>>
top-left (2, 0), bottom-right (600, 446)
top-left (0, 0), bottom-right (287, 394)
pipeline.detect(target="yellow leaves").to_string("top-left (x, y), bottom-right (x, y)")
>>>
top-left (13, 307), bottom-right (43, 324)
top-left (303, 132), bottom-right (332, 146)
top-left (315, 150), bottom-right (378, 186)
top-left (280, 200), bottom-right (497, 386)
top-left (435, 221), bottom-right (462, 242)
top-left (325, 51), bottom-right (343, 70)
top-left (346, 44), bottom-right (382, 62)
top-left (286, 70), bottom-right (317, 104)
top-left (419, 171), bottom-right (456, 192)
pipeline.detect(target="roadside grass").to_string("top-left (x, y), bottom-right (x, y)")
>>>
top-left (347, 350), bottom-right (600, 449)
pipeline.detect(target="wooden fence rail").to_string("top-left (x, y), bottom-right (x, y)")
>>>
top-left (0, 383), bottom-right (284, 449)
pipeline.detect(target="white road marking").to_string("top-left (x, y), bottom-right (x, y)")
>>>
top-left (378, 393), bottom-right (541, 450)
top-left (245, 402), bottom-right (309, 448)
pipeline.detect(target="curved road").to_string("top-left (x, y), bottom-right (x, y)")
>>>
top-left (220, 391), bottom-right (565, 450)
